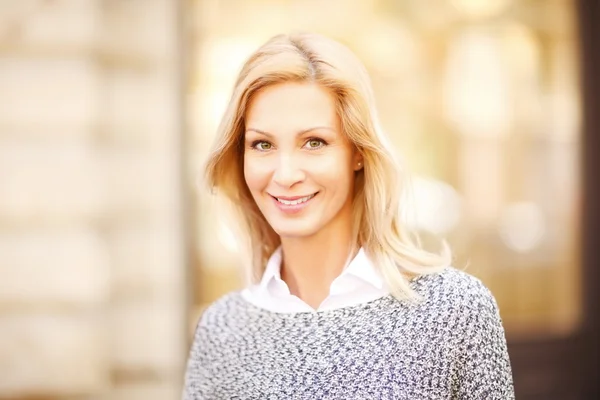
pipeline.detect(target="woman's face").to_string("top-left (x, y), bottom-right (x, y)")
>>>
top-left (244, 82), bottom-right (362, 240)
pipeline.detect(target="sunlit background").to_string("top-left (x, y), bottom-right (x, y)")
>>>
top-left (0, 0), bottom-right (592, 399)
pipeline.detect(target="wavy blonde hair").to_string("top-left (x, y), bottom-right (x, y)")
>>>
top-left (205, 32), bottom-right (451, 301)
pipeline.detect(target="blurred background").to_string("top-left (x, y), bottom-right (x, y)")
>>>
top-left (0, 0), bottom-right (598, 399)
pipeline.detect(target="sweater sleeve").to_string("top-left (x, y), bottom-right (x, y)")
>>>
top-left (454, 283), bottom-right (515, 399)
top-left (181, 315), bottom-right (209, 400)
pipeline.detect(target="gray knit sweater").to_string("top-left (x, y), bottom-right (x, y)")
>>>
top-left (183, 268), bottom-right (514, 399)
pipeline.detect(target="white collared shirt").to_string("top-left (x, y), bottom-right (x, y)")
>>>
top-left (241, 247), bottom-right (390, 313)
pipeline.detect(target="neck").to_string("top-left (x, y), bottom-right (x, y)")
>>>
top-left (279, 219), bottom-right (358, 309)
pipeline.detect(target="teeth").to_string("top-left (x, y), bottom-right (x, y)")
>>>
top-left (276, 194), bottom-right (315, 205)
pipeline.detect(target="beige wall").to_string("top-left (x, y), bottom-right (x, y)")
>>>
top-left (0, 1), bottom-right (187, 399)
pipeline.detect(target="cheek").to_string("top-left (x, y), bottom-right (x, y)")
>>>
top-left (314, 154), bottom-right (355, 190)
top-left (243, 158), bottom-right (268, 193)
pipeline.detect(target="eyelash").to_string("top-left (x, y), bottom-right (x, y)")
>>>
top-left (250, 138), bottom-right (328, 151)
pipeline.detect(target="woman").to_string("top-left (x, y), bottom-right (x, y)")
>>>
top-left (183, 32), bottom-right (514, 399)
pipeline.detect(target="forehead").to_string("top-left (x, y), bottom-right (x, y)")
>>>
top-left (245, 82), bottom-right (339, 133)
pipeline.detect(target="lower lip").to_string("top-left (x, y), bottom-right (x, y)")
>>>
top-left (271, 194), bottom-right (317, 214)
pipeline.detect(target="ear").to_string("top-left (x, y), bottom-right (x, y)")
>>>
top-left (353, 151), bottom-right (364, 171)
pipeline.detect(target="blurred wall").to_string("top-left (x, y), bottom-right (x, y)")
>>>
top-left (0, 1), bottom-right (187, 399)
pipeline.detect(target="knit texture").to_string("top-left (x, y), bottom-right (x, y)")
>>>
top-left (183, 268), bottom-right (514, 399)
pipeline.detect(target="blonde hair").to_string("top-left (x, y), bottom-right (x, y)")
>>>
top-left (205, 32), bottom-right (451, 301)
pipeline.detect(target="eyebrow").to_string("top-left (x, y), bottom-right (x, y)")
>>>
top-left (245, 126), bottom-right (335, 138)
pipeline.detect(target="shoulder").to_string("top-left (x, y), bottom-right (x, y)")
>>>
top-left (406, 267), bottom-right (507, 349)
top-left (411, 267), bottom-right (500, 314)
top-left (195, 290), bottom-right (246, 329)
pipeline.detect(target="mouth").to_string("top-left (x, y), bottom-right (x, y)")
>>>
top-left (269, 192), bottom-right (319, 214)
top-left (272, 193), bottom-right (318, 205)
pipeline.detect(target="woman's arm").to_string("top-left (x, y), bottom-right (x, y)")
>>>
top-left (454, 284), bottom-right (515, 399)
top-left (181, 317), bottom-right (209, 400)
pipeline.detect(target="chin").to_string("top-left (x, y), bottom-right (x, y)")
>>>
top-left (270, 221), bottom-right (320, 239)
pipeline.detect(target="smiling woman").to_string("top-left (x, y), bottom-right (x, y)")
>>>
top-left (183, 32), bottom-right (514, 399)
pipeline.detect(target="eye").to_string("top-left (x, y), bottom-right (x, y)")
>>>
top-left (304, 138), bottom-right (326, 150)
top-left (252, 141), bottom-right (273, 151)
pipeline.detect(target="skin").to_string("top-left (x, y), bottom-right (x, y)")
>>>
top-left (244, 81), bottom-right (363, 309)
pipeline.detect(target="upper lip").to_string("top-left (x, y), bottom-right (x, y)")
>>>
top-left (270, 193), bottom-right (317, 200)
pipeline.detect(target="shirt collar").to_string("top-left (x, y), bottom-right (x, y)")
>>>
top-left (342, 248), bottom-right (385, 290)
top-left (258, 246), bottom-right (385, 291)
top-left (259, 246), bottom-right (283, 289)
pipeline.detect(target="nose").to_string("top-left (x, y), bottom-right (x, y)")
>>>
top-left (272, 153), bottom-right (305, 188)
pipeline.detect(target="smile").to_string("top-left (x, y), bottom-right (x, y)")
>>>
top-left (275, 193), bottom-right (317, 205)
top-left (270, 192), bottom-right (319, 214)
